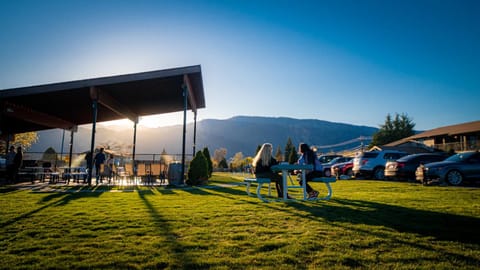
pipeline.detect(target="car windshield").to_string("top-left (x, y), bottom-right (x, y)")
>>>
top-left (445, 152), bottom-right (474, 162)
top-left (361, 152), bottom-right (378, 158)
top-left (328, 157), bottom-right (342, 164)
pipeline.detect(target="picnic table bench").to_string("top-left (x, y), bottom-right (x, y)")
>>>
top-left (243, 173), bottom-right (337, 202)
top-left (310, 177), bottom-right (337, 200)
top-left (243, 177), bottom-right (273, 202)
top-left (17, 167), bottom-right (60, 183)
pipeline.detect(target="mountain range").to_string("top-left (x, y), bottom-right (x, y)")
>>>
top-left (30, 116), bottom-right (378, 157)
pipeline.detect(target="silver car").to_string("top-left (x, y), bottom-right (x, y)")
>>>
top-left (353, 150), bottom-right (408, 180)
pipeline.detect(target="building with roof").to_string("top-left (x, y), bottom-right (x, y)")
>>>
top-left (386, 120), bottom-right (480, 153)
top-left (0, 65), bottom-right (205, 184)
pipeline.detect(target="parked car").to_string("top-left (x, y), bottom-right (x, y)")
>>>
top-left (317, 154), bottom-right (343, 164)
top-left (321, 157), bottom-right (353, 177)
top-left (416, 151), bottom-right (480, 186)
top-left (384, 153), bottom-right (448, 181)
top-left (331, 160), bottom-right (354, 179)
top-left (353, 150), bottom-right (408, 180)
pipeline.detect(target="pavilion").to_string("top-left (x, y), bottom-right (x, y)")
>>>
top-left (0, 65), bottom-right (205, 184)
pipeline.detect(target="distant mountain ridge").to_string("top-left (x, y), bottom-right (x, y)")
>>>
top-left (30, 116), bottom-right (378, 157)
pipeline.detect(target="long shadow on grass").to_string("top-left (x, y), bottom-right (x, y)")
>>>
top-left (294, 198), bottom-right (480, 245)
top-left (0, 185), bottom-right (23, 194)
top-left (137, 188), bottom-right (198, 269)
top-left (196, 184), bottom-right (480, 246)
top-left (201, 185), bottom-right (480, 265)
top-left (181, 185), bottom-right (289, 210)
top-left (1, 186), bottom-right (107, 228)
top-left (294, 199), bottom-right (480, 266)
top-left (0, 191), bottom-right (92, 228)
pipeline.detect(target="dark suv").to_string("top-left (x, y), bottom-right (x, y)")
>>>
top-left (353, 150), bottom-right (408, 180)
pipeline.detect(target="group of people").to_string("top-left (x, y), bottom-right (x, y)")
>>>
top-left (252, 142), bottom-right (321, 199)
top-left (5, 146), bottom-right (23, 183)
top-left (84, 148), bottom-right (114, 184)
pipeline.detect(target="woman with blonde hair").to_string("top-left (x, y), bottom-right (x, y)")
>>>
top-left (252, 143), bottom-right (290, 198)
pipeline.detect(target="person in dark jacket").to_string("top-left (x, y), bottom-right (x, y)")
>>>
top-left (94, 148), bottom-right (106, 184)
top-left (252, 143), bottom-right (291, 198)
top-left (6, 146), bottom-right (16, 183)
top-left (13, 146), bottom-right (23, 183)
top-left (297, 143), bottom-right (321, 199)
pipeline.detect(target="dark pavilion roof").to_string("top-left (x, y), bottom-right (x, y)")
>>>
top-left (0, 65), bottom-right (205, 135)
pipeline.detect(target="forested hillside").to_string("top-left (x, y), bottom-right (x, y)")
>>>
top-left (30, 116), bottom-right (377, 157)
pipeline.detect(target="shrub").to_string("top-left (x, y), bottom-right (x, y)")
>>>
top-left (42, 147), bottom-right (57, 161)
top-left (203, 147), bottom-right (213, 178)
top-left (187, 151), bottom-right (209, 186)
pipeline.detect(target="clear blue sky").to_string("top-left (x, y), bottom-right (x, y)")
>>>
top-left (1, 0), bottom-right (479, 131)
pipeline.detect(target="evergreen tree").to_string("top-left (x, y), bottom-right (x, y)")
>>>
top-left (288, 146), bottom-right (298, 164)
top-left (284, 137), bottom-right (294, 162)
top-left (275, 146), bottom-right (283, 162)
top-left (187, 151), bottom-right (208, 185)
top-left (42, 147), bottom-right (57, 161)
top-left (213, 148), bottom-right (227, 168)
top-left (160, 148), bottom-right (168, 166)
top-left (370, 113), bottom-right (415, 147)
top-left (218, 158), bottom-right (228, 169)
top-left (202, 147), bottom-right (213, 178)
top-left (255, 145), bottom-right (261, 156)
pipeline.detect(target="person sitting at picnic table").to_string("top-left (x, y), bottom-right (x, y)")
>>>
top-left (252, 143), bottom-right (292, 199)
top-left (297, 143), bottom-right (321, 199)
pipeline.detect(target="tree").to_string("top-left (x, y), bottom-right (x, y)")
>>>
top-left (288, 146), bottom-right (298, 164)
top-left (187, 151), bottom-right (208, 186)
top-left (213, 148), bottom-right (227, 168)
top-left (255, 145), bottom-right (261, 156)
top-left (42, 147), bottom-right (57, 161)
top-left (230, 152), bottom-right (244, 171)
top-left (284, 137), bottom-right (295, 162)
top-left (202, 147), bottom-right (213, 178)
top-left (1, 132), bottom-right (38, 153)
top-left (218, 158), bottom-right (228, 169)
top-left (160, 148), bottom-right (168, 165)
top-left (370, 113), bottom-right (415, 147)
top-left (244, 156), bottom-right (253, 167)
top-left (275, 146), bottom-right (283, 162)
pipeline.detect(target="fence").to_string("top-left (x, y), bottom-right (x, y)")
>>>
top-left (21, 152), bottom-right (193, 169)
top-left (432, 141), bottom-right (480, 152)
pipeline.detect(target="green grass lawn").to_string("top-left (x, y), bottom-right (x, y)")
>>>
top-left (1, 172), bottom-right (479, 269)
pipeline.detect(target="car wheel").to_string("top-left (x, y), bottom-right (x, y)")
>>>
top-left (323, 169), bottom-right (331, 177)
top-left (373, 167), bottom-right (385, 180)
top-left (446, 170), bottom-right (463, 186)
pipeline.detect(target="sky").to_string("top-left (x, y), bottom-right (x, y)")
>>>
top-left (1, 0), bottom-right (479, 131)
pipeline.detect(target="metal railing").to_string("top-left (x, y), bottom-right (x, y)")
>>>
top-left (21, 152), bottom-right (193, 170)
top-left (432, 141), bottom-right (480, 152)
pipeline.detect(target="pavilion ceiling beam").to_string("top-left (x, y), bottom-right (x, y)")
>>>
top-left (2, 101), bottom-right (75, 130)
top-left (183, 74), bottom-right (197, 114)
top-left (90, 86), bottom-right (138, 123)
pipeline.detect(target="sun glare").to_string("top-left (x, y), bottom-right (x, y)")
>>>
top-left (100, 112), bottom-right (189, 129)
